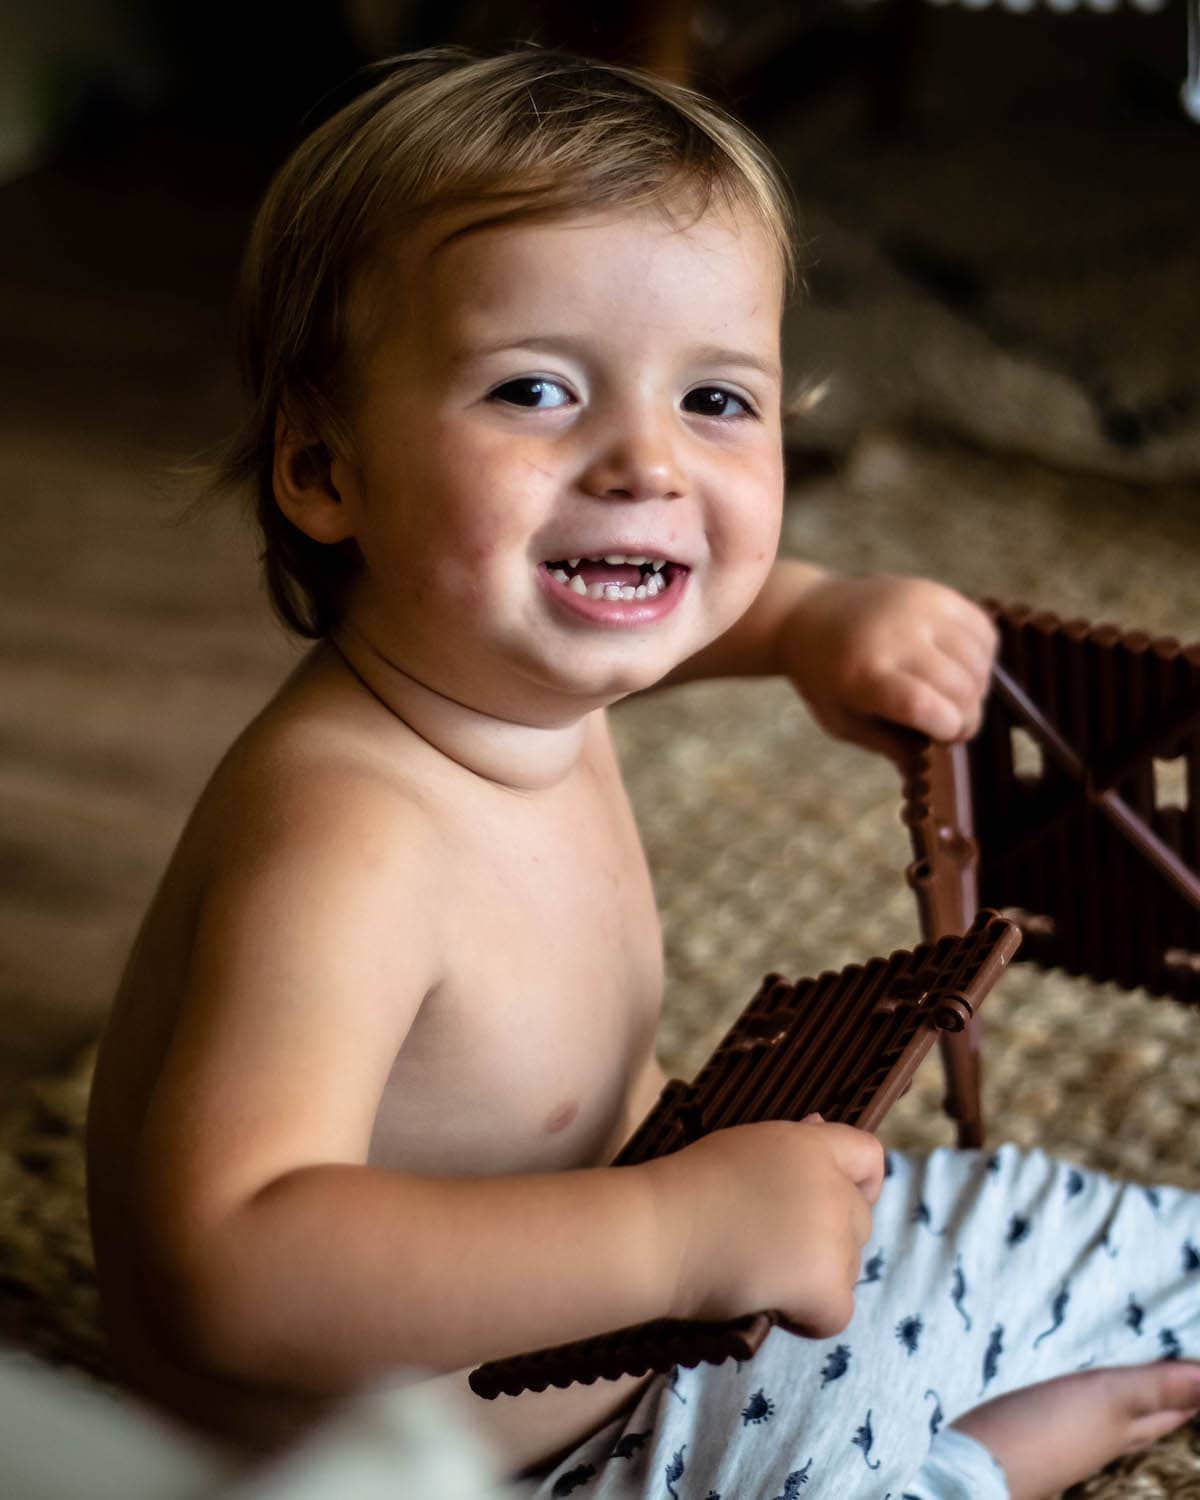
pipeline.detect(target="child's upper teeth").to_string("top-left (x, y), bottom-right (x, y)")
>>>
top-left (551, 554), bottom-right (671, 573)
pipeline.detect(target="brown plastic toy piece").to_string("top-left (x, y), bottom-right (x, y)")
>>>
top-left (902, 741), bottom-right (985, 1146)
top-left (469, 910), bottom-right (1021, 1400)
top-left (904, 601), bottom-right (1200, 1148)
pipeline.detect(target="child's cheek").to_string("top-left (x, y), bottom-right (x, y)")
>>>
top-left (708, 501), bottom-right (781, 630)
top-left (429, 527), bottom-right (509, 609)
top-left (430, 553), bottom-right (487, 608)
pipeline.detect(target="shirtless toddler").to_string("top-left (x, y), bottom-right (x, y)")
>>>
top-left (86, 49), bottom-right (1200, 1499)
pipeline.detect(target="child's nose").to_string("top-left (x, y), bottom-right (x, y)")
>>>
top-left (578, 420), bottom-right (686, 503)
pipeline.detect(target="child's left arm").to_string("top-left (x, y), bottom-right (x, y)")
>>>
top-left (659, 559), bottom-right (998, 764)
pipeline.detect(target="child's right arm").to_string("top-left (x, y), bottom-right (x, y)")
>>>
top-left (134, 770), bottom-right (882, 1396)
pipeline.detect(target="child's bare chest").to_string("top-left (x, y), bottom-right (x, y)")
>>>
top-left (368, 733), bottom-right (666, 1176)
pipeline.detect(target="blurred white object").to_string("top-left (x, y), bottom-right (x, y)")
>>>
top-left (0, 1348), bottom-right (525, 1500)
top-left (0, 1349), bottom-right (223, 1500)
top-left (1185, 0), bottom-right (1200, 118)
top-left (219, 1381), bottom-right (523, 1500)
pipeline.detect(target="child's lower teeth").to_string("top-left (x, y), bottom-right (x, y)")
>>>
top-left (554, 571), bottom-right (665, 600)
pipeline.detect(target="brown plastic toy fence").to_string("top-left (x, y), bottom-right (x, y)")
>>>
top-left (470, 911), bottom-right (1020, 1399)
top-left (904, 600), bottom-right (1200, 1148)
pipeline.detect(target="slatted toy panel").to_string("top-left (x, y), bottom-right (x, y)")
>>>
top-left (966, 603), bottom-right (1200, 1000)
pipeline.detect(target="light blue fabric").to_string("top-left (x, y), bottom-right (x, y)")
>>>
top-left (902, 1427), bottom-right (1008, 1499)
top-left (531, 1145), bottom-right (1200, 1499)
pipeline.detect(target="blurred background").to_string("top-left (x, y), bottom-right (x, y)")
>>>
top-left (3, 0), bottom-right (1199, 1084)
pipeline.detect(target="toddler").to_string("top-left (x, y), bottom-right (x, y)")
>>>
top-left (86, 49), bottom-right (1200, 1499)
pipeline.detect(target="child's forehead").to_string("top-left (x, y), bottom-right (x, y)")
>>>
top-left (359, 200), bottom-right (784, 352)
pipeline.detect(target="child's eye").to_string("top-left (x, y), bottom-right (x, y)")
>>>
top-left (488, 377), bottom-right (572, 409)
top-left (681, 386), bottom-right (755, 420)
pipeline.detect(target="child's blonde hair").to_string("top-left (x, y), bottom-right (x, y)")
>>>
top-left (220, 47), bottom-right (797, 638)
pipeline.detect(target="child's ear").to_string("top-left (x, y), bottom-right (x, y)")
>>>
top-left (272, 409), bottom-right (356, 544)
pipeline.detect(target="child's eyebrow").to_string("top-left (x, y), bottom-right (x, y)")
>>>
top-left (447, 334), bottom-right (586, 367)
top-left (688, 345), bottom-right (783, 384)
top-left (450, 335), bottom-right (782, 383)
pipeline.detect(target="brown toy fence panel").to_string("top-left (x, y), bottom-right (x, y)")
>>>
top-left (964, 603), bottom-right (1200, 1001)
top-left (469, 911), bottom-right (1020, 1400)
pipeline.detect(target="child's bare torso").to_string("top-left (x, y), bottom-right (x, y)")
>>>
top-left (87, 646), bottom-right (668, 1471)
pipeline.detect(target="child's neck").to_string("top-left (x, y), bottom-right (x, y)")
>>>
top-left (327, 630), bottom-right (592, 791)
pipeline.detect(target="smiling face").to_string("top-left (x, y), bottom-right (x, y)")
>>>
top-left (321, 201), bottom-right (785, 724)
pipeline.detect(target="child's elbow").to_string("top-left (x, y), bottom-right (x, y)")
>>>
top-left (133, 1235), bottom-right (246, 1381)
top-left (132, 1205), bottom-right (288, 1389)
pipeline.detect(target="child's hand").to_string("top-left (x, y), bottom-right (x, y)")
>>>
top-left (775, 574), bottom-right (998, 765)
top-left (646, 1118), bottom-right (885, 1336)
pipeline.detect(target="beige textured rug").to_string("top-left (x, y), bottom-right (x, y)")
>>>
top-left (3, 427), bottom-right (1200, 1494)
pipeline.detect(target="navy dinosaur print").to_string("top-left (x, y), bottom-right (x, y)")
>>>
top-left (704, 1493), bottom-right (721, 1500)
top-left (665, 1445), bottom-right (687, 1499)
top-left (772, 1460), bottom-right (813, 1497)
top-left (820, 1344), bottom-right (851, 1388)
top-left (852, 1410), bottom-right (882, 1470)
top-left (856, 1250), bottom-right (885, 1286)
top-left (1034, 1282), bottom-right (1070, 1347)
top-left (666, 1367), bottom-right (688, 1405)
top-left (742, 1389), bottom-right (776, 1426)
top-left (896, 1314), bottom-right (924, 1355)
top-left (1144, 1187), bottom-right (1162, 1215)
top-left (1065, 1168), bottom-right (1086, 1199)
top-left (950, 1255), bottom-right (972, 1330)
top-left (883, 1152), bottom-right (894, 1178)
top-left (982, 1323), bottom-right (1005, 1392)
top-left (913, 1200), bottom-right (945, 1235)
top-left (985, 1152), bottom-right (1002, 1174)
top-left (925, 1388), bottom-right (944, 1437)
top-left (1160, 1328), bottom-right (1183, 1361)
top-left (609, 1431), bottom-right (650, 1461)
top-left (1005, 1214), bottom-right (1032, 1247)
top-left (1184, 1240), bottom-right (1200, 1273)
top-left (552, 1464), bottom-right (597, 1496)
top-left (1125, 1295), bottom-right (1145, 1337)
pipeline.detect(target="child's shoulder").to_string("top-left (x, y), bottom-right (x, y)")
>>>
top-left (116, 652), bottom-right (455, 1079)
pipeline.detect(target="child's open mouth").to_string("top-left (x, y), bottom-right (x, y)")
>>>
top-left (541, 554), bottom-right (684, 601)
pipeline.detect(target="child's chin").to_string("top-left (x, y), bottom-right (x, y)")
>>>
top-left (560, 661), bottom-right (669, 702)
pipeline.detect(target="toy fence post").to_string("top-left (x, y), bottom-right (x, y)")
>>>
top-left (903, 739), bottom-right (985, 1146)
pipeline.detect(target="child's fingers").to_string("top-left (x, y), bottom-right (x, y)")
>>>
top-left (936, 628), bottom-right (996, 690)
top-left (945, 594), bottom-right (1000, 656)
top-left (818, 1122), bottom-right (887, 1204)
top-left (911, 652), bottom-right (984, 727)
top-left (1126, 1360), bottom-right (1200, 1419)
top-left (863, 668), bottom-right (967, 743)
top-left (1121, 1362), bottom-right (1200, 1450)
